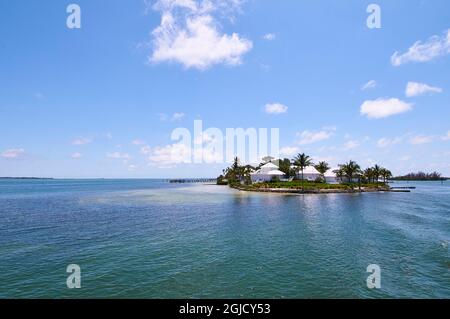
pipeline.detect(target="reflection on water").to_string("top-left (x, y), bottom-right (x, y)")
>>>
top-left (0, 180), bottom-right (449, 298)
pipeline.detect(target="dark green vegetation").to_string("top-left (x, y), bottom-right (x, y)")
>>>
top-left (392, 171), bottom-right (447, 181)
top-left (0, 177), bottom-right (53, 179)
top-left (217, 157), bottom-right (254, 186)
top-left (253, 181), bottom-right (388, 190)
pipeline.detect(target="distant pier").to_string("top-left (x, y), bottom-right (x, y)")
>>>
top-left (168, 178), bottom-right (217, 183)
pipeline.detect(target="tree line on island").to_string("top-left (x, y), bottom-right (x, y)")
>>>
top-left (217, 153), bottom-right (393, 186)
top-left (391, 171), bottom-right (447, 181)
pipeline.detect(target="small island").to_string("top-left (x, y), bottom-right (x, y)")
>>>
top-left (391, 171), bottom-right (448, 181)
top-left (0, 177), bottom-right (54, 180)
top-left (217, 153), bottom-right (402, 194)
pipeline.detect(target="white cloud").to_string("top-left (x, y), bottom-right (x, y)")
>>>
top-left (140, 145), bottom-right (152, 155)
top-left (391, 29), bottom-right (450, 66)
top-left (132, 139), bottom-right (146, 145)
top-left (442, 131), bottom-right (450, 141)
top-left (193, 146), bottom-right (223, 163)
top-left (410, 135), bottom-right (434, 145)
top-left (262, 33), bottom-right (276, 41)
top-left (72, 137), bottom-right (92, 145)
top-left (159, 112), bottom-right (186, 121)
top-left (1, 148), bottom-right (25, 159)
top-left (399, 155), bottom-right (411, 161)
top-left (71, 152), bottom-right (83, 159)
top-left (297, 127), bottom-right (335, 145)
top-left (128, 164), bottom-right (138, 171)
top-left (361, 80), bottom-right (377, 91)
top-left (279, 146), bottom-right (299, 156)
top-left (314, 156), bottom-right (335, 163)
top-left (317, 145), bottom-right (336, 153)
top-left (107, 152), bottom-right (131, 160)
top-left (360, 98), bottom-right (412, 119)
top-left (193, 132), bottom-right (222, 145)
top-left (171, 112), bottom-right (186, 121)
top-left (343, 140), bottom-right (360, 150)
top-left (149, 0), bottom-right (252, 70)
top-left (148, 143), bottom-right (192, 167)
top-left (377, 137), bottom-right (403, 148)
top-left (148, 135), bottom-right (225, 167)
top-left (405, 81), bottom-right (442, 97)
top-left (265, 103), bottom-right (288, 114)
top-left (159, 113), bottom-right (169, 121)
top-left (365, 158), bottom-right (377, 166)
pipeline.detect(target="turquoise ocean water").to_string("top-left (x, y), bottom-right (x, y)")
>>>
top-left (0, 179), bottom-right (449, 298)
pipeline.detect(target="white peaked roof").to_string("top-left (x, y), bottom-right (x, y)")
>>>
top-left (302, 166), bottom-right (320, 174)
top-left (260, 162), bottom-right (279, 169)
top-left (251, 162), bottom-right (285, 176)
top-left (266, 170), bottom-right (285, 176)
top-left (251, 169), bottom-right (285, 176)
top-left (324, 169), bottom-right (338, 178)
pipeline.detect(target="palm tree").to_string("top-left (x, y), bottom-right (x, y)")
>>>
top-left (314, 161), bottom-right (330, 182)
top-left (379, 168), bottom-right (392, 183)
top-left (364, 168), bottom-right (374, 183)
top-left (355, 170), bottom-right (364, 191)
top-left (292, 153), bottom-right (313, 181)
top-left (223, 167), bottom-right (231, 180)
top-left (232, 156), bottom-right (240, 171)
top-left (242, 165), bottom-right (254, 185)
top-left (226, 157), bottom-right (241, 183)
top-left (339, 160), bottom-right (362, 186)
top-left (278, 158), bottom-right (292, 177)
top-left (292, 153), bottom-right (313, 190)
top-left (373, 164), bottom-right (381, 183)
top-left (333, 167), bottom-right (344, 183)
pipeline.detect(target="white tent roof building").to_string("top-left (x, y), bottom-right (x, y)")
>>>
top-left (302, 166), bottom-right (320, 175)
top-left (249, 162), bottom-right (341, 184)
top-left (258, 162), bottom-right (279, 172)
top-left (251, 162), bottom-right (286, 182)
top-left (324, 168), bottom-right (338, 184)
top-left (265, 170), bottom-right (285, 176)
top-left (324, 169), bottom-right (337, 178)
top-left (291, 165), bottom-right (321, 181)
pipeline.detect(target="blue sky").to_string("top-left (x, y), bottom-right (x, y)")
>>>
top-left (1, 0), bottom-right (449, 178)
